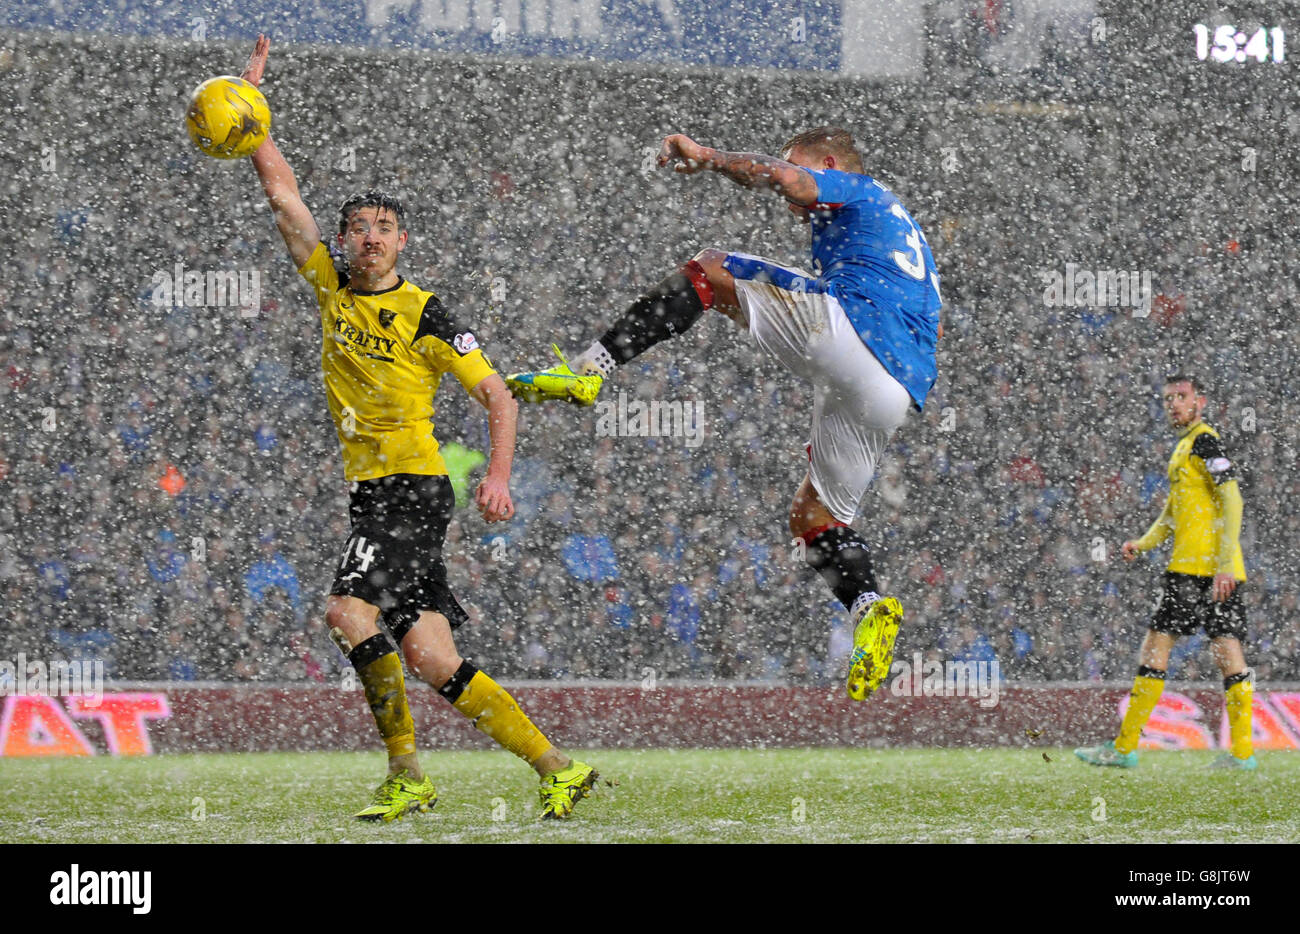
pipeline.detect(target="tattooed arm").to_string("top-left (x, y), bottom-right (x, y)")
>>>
top-left (656, 133), bottom-right (819, 205)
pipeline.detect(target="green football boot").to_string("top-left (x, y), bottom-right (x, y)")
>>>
top-left (506, 344), bottom-right (604, 406)
top-left (1073, 741), bottom-right (1139, 768)
top-left (538, 760), bottom-right (599, 820)
top-left (354, 770), bottom-right (438, 822)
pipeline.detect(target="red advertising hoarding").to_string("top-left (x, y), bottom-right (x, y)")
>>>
top-left (2, 684), bottom-right (1297, 756)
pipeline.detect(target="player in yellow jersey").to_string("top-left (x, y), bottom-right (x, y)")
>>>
top-left (239, 36), bottom-right (597, 818)
top-left (1076, 375), bottom-right (1256, 770)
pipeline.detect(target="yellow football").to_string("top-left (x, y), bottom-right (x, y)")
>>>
top-left (185, 76), bottom-right (270, 160)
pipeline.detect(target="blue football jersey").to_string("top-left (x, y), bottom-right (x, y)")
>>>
top-left (804, 168), bottom-right (942, 410)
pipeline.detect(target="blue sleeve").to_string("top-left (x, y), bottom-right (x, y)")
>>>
top-left (807, 168), bottom-right (873, 205)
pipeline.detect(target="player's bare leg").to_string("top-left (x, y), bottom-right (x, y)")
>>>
top-left (789, 473), bottom-right (838, 539)
top-left (1210, 636), bottom-right (1256, 767)
top-left (1138, 629), bottom-right (1176, 670)
top-left (401, 610), bottom-right (598, 816)
top-left (1210, 635), bottom-right (1247, 676)
top-left (396, 609), bottom-right (462, 689)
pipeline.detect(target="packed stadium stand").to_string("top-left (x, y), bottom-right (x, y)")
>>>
top-left (2, 18), bottom-right (1296, 688)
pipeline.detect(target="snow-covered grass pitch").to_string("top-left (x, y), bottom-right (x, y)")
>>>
top-left (4, 748), bottom-right (1296, 844)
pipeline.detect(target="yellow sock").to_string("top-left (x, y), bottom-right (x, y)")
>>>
top-left (1224, 673), bottom-right (1254, 760)
top-left (1115, 667), bottom-right (1166, 754)
top-left (351, 635), bottom-right (417, 759)
top-left (442, 664), bottom-right (553, 765)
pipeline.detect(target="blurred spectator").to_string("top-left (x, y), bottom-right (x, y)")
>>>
top-left (244, 534), bottom-right (303, 620)
top-left (4, 32), bottom-right (1297, 688)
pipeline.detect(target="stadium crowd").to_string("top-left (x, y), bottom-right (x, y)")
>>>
top-left (2, 33), bottom-right (1297, 687)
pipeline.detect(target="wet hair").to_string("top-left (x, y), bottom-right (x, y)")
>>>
top-left (337, 190), bottom-right (405, 235)
top-left (780, 126), bottom-right (864, 173)
top-left (1163, 374), bottom-right (1204, 395)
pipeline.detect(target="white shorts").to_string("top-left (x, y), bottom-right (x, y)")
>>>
top-left (723, 252), bottom-right (911, 524)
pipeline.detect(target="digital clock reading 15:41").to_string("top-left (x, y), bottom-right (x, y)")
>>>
top-left (1194, 24), bottom-right (1285, 62)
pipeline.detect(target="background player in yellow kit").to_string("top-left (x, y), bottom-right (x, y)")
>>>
top-left (240, 35), bottom-right (597, 818)
top-left (1076, 375), bottom-right (1256, 770)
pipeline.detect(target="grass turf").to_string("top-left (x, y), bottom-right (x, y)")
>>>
top-left (2, 748), bottom-right (1296, 844)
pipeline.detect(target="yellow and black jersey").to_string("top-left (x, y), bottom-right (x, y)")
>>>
top-left (298, 241), bottom-right (495, 481)
top-left (1165, 422), bottom-right (1246, 580)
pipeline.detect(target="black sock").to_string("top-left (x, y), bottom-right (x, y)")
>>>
top-left (1223, 670), bottom-right (1250, 690)
top-left (804, 525), bottom-right (879, 612)
top-left (597, 262), bottom-right (711, 364)
top-left (437, 659), bottom-right (479, 704)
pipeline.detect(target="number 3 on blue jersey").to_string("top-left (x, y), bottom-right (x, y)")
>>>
top-left (889, 202), bottom-right (925, 279)
top-left (890, 202), bottom-right (943, 304)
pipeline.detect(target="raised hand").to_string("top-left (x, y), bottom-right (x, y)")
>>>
top-left (242, 34), bottom-right (270, 87)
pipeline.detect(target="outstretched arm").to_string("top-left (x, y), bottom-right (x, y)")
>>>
top-left (657, 133), bottom-right (819, 205)
top-left (242, 35), bottom-right (321, 268)
top-left (467, 373), bottom-right (517, 522)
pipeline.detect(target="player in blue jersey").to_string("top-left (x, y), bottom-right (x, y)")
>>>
top-left (507, 127), bottom-right (942, 699)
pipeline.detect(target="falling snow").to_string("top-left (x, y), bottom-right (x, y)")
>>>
top-left (1, 2), bottom-right (1297, 760)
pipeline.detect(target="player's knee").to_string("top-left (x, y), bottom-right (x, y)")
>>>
top-left (324, 599), bottom-right (379, 649)
top-left (790, 508), bottom-right (832, 543)
top-left (323, 601), bottom-right (346, 631)
top-left (692, 247), bottom-right (727, 271)
top-left (694, 249), bottom-right (733, 286)
top-left (1210, 638), bottom-right (1245, 668)
top-left (788, 485), bottom-right (827, 539)
top-left (1139, 630), bottom-right (1174, 662)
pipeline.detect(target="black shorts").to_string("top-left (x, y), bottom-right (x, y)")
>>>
top-left (1150, 571), bottom-right (1247, 641)
top-left (330, 473), bottom-right (468, 640)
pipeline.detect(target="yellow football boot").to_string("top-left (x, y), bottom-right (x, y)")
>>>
top-left (538, 760), bottom-right (599, 820)
top-left (354, 770), bottom-right (437, 822)
top-left (846, 597), bottom-right (903, 701)
top-left (506, 344), bottom-right (604, 406)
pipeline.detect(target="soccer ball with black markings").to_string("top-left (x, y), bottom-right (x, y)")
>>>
top-left (185, 76), bottom-right (270, 160)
